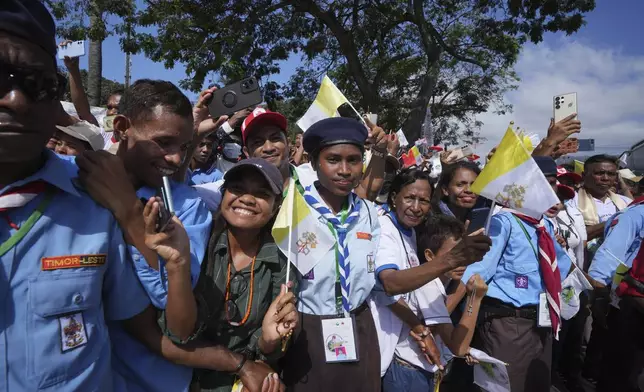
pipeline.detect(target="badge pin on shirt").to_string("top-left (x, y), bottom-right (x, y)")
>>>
top-left (59, 313), bottom-right (88, 352)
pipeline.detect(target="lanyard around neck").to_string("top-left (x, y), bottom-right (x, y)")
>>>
top-left (0, 190), bottom-right (54, 257)
top-left (511, 215), bottom-right (539, 261)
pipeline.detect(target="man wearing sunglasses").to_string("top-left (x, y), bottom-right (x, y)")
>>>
top-left (0, 1), bottom-right (152, 390)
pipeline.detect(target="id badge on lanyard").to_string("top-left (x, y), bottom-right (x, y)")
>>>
top-left (320, 316), bottom-right (359, 363)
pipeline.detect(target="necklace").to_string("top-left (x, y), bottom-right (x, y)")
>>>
top-left (225, 254), bottom-right (257, 327)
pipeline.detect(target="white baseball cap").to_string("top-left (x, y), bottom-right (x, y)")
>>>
top-left (56, 120), bottom-right (104, 151)
top-left (619, 168), bottom-right (643, 183)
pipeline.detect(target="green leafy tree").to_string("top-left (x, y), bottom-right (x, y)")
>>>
top-left (132, 0), bottom-right (595, 143)
top-left (44, 0), bottom-right (134, 106)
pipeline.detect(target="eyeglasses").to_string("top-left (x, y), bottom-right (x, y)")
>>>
top-left (224, 273), bottom-right (249, 324)
top-left (0, 63), bottom-right (66, 102)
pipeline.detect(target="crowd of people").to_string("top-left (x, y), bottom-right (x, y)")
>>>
top-left (2, 1), bottom-right (644, 392)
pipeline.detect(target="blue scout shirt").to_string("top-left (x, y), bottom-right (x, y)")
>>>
top-left (110, 181), bottom-right (212, 392)
top-left (188, 165), bottom-right (223, 186)
top-left (296, 184), bottom-right (383, 315)
top-left (589, 205), bottom-right (644, 285)
top-left (462, 211), bottom-right (572, 307)
top-left (0, 151), bottom-right (150, 392)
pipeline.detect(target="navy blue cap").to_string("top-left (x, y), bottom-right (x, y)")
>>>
top-left (303, 117), bottom-right (368, 155)
top-left (0, 0), bottom-right (57, 59)
top-left (533, 156), bottom-right (558, 177)
top-left (224, 157), bottom-right (284, 195)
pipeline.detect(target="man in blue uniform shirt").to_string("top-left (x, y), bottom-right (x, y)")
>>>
top-left (461, 156), bottom-right (572, 392)
top-left (74, 80), bottom-right (221, 391)
top-left (590, 197), bottom-right (644, 392)
top-left (0, 2), bottom-right (151, 390)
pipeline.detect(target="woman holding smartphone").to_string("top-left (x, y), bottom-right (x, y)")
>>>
top-left (145, 158), bottom-right (298, 392)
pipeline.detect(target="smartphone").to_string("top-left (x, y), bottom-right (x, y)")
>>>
top-left (156, 176), bottom-right (175, 232)
top-left (553, 92), bottom-right (578, 123)
top-left (467, 207), bottom-right (491, 235)
top-left (208, 77), bottom-right (263, 118)
top-left (57, 40), bottom-right (85, 60)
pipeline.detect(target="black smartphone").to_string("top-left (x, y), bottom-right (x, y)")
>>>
top-left (467, 207), bottom-right (490, 234)
top-left (156, 176), bottom-right (175, 232)
top-left (208, 77), bottom-right (263, 118)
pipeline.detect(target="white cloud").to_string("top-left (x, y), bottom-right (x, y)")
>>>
top-left (475, 38), bottom-right (644, 158)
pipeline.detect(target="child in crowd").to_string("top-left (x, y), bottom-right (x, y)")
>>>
top-left (379, 214), bottom-right (487, 391)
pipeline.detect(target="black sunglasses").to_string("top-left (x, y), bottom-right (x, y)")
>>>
top-left (0, 63), bottom-right (66, 102)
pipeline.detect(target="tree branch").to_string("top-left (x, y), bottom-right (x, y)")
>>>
top-left (373, 52), bottom-right (411, 90)
top-left (299, 0), bottom-right (377, 108)
top-left (409, 0), bottom-right (485, 69)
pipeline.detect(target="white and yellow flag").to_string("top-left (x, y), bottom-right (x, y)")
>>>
top-left (470, 348), bottom-right (511, 392)
top-left (271, 179), bottom-right (335, 276)
top-left (296, 76), bottom-right (362, 132)
top-left (471, 124), bottom-right (559, 219)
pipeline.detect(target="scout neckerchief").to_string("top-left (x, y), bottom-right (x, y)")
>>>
top-left (0, 181), bottom-right (54, 257)
top-left (303, 185), bottom-right (360, 316)
top-left (511, 213), bottom-right (562, 339)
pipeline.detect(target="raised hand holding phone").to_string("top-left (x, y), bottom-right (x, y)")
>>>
top-left (57, 40), bottom-right (85, 60)
top-left (142, 197), bottom-right (191, 267)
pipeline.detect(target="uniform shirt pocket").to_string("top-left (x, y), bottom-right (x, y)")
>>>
top-left (27, 271), bottom-right (105, 389)
top-left (501, 241), bottom-right (540, 275)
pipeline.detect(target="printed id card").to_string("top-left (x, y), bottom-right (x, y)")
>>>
top-left (538, 293), bottom-right (552, 328)
top-left (320, 317), bottom-right (359, 363)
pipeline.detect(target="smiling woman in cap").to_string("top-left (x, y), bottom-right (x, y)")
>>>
top-left (147, 157), bottom-right (299, 392)
top-left (281, 117), bottom-right (388, 391)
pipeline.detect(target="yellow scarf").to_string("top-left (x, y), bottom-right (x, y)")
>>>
top-left (577, 188), bottom-right (628, 225)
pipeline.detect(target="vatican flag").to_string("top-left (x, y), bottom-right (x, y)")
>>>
top-left (471, 124), bottom-right (560, 219)
top-left (296, 75), bottom-right (363, 132)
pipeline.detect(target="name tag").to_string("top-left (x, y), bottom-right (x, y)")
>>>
top-left (321, 317), bottom-right (359, 363)
top-left (357, 232), bottom-right (372, 240)
top-left (42, 254), bottom-right (106, 271)
top-left (538, 292), bottom-right (552, 328)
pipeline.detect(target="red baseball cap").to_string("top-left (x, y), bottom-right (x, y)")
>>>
top-left (556, 166), bottom-right (582, 183)
top-left (557, 183), bottom-right (576, 200)
top-left (241, 107), bottom-right (288, 145)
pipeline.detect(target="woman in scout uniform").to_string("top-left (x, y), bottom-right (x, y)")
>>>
top-left (147, 158), bottom-right (299, 392)
top-left (280, 117), bottom-right (386, 391)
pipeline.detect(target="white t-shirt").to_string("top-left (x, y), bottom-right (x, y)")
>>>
top-left (567, 192), bottom-right (632, 224)
top-left (395, 279), bottom-right (453, 372)
top-left (370, 214), bottom-right (451, 375)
